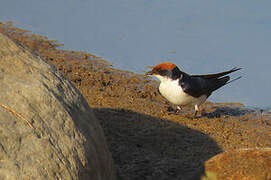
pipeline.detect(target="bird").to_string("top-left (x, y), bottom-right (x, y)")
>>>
top-left (145, 62), bottom-right (241, 117)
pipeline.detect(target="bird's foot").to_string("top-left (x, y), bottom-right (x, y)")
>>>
top-left (176, 106), bottom-right (182, 113)
top-left (167, 106), bottom-right (183, 115)
top-left (193, 110), bottom-right (204, 118)
top-left (193, 105), bottom-right (202, 118)
top-left (194, 110), bottom-right (200, 118)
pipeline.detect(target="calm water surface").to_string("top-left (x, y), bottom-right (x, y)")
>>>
top-left (1, 0), bottom-right (271, 108)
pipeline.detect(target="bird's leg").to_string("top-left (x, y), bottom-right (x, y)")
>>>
top-left (194, 104), bottom-right (200, 117)
top-left (176, 106), bottom-right (182, 113)
top-left (194, 110), bottom-right (198, 117)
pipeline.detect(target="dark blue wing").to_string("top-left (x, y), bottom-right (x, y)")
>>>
top-left (180, 74), bottom-right (230, 98)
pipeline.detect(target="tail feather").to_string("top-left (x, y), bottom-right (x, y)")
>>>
top-left (211, 75), bottom-right (242, 92)
top-left (226, 76), bottom-right (242, 84)
top-left (211, 76), bottom-right (230, 91)
top-left (193, 67), bottom-right (242, 79)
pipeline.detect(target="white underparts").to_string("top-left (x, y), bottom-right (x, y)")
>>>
top-left (154, 75), bottom-right (207, 109)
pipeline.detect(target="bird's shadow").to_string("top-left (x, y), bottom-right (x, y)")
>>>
top-left (166, 104), bottom-right (252, 119)
top-left (201, 106), bottom-right (252, 118)
top-left (93, 108), bottom-right (222, 180)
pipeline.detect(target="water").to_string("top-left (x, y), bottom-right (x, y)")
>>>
top-left (1, 0), bottom-right (271, 108)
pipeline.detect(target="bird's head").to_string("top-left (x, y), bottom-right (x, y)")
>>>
top-left (146, 62), bottom-right (182, 81)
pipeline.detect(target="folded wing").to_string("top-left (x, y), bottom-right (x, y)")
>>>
top-left (180, 67), bottom-right (241, 98)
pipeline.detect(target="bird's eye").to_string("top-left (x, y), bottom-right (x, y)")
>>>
top-left (157, 69), bottom-right (162, 72)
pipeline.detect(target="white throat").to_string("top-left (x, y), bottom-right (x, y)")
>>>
top-left (153, 74), bottom-right (171, 83)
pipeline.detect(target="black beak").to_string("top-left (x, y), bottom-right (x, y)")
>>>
top-left (145, 71), bottom-right (153, 75)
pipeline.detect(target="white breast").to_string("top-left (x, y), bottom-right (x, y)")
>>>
top-left (156, 75), bottom-right (207, 106)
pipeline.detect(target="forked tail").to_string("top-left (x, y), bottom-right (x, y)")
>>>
top-left (226, 76), bottom-right (242, 84)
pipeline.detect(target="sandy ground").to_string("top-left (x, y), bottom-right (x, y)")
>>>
top-left (1, 21), bottom-right (270, 180)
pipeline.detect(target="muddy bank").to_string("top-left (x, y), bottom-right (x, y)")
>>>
top-left (1, 21), bottom-right (270, 179)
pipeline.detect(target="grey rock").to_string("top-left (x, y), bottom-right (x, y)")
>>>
top-left (0, 33), bottom-right (116, 180)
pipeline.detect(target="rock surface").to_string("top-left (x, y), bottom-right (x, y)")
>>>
top-left (203, 148), bottom-right (271, 180)
top-left (0, 33), bottom-right (115, 180)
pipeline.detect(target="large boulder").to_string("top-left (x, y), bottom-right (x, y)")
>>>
top-left (203, 148), bottom-right (271, 180)
top-left (0, 33), bottom-right (116, 180)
